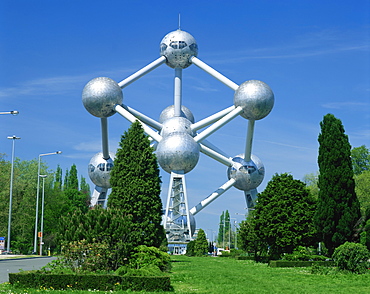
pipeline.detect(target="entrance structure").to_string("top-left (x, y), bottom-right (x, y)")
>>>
top-left (82, 29), bottom-right (274, 251)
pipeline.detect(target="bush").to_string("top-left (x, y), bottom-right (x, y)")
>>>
top-left (9, 271), bottom-right (171, 291)
top-left (129, 245), bottom-right (171, 272)
top-left (282, 246), bottom-right (327, 261)
top-left (333, 242), bottom-right (370, 274)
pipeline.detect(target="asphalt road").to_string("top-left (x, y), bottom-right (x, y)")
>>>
top-left (0, 257), bottom-right (56, 284)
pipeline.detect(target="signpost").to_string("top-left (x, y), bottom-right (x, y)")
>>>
top-left (0, 237), bottom-right (5, 253)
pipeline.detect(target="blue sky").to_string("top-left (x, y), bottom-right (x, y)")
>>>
top-left (1, 0), bottom-right (369, 238)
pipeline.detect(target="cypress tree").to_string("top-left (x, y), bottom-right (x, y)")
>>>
top-left (314, 114), bottom-right (361, 256)
top-left (108, 121), bottom-right (165, 248)
top-left (217, 211), bottom-right (225, 246)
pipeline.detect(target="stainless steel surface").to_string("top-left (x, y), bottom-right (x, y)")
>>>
top-left (190, 56), bottom-right (239, 91)
top-left (88, 152), bottom-right (115, 188)
top-left (160, 29), bottom-right (198, 69)
top-left (159, 104), bottom-right (194, 123)
top-left (82, 77), bottom-right (123, 118)
top-left (156, 133), bottom-right (200, 174)
top-left (234, 80), bottom-right (274, 120)
top-left (227, 154), bottom-right (265, 191)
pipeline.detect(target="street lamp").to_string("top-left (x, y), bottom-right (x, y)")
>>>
top-left (33, 151), bottom-right (62, 253)
top-left (230, 218), bottom-right (237, 249)
top-left (6, 135), bottom-right (21, 253)
top-left (0, 111), bottom-right (19, 115)
top-left (39, 175), bottom-right (47, 255)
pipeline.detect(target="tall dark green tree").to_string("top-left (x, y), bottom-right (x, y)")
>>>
top-left (64, 164), bottom-right (89, 213)
top-left (244, 173), bottom-right (318, 260)
top-left (108, 121), bottom-right (165, 248)
top-left (217, 211), bottom-right (225, 246)
top-left (314, 114), bottom-right (361, 256)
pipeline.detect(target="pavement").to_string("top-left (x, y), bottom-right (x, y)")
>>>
top-left (0, 255), bottom-right (57, 284)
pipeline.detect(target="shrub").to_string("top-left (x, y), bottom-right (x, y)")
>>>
top-left (333, 242), bottom-right (370, 274)
top-left (282, 246), bottom-right (327, 261)
top-left (129, 245), bottom-right (171, 272)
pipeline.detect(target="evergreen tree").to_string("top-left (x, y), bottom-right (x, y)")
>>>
top-left (54, 165), bottom-right (63, 190)
top-left (64, 164), bottom-right (89, 213)
top-left (314, 114), bottom-right (361, 256)
top-left (217, 211), bottom-right (225, 246)
top-left (193, 229), bottom-right (209, 256)
top-left (248, 173), bottom-right (318, 260)
top-left (108, 121), bottom-right (165, 248)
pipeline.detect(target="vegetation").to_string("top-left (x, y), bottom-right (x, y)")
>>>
top-left (238, 173), bottom-right (318, 260)
top-left (193, 229), bottom-right (208, 256)
top-left (351, 145), bottom-right (370, 175)
top-left (217, 210), bottom-right (235, 249)
top-left (314, 114), bottom-right (361, 256)
top-left (108, 121), bottom-right (166, 248)
top-left (0, 154), bottom-right (89, 254)
top-left (333, 242), bottom-right (370, 274)
top-left (4, 255), bottom-right (370, 293)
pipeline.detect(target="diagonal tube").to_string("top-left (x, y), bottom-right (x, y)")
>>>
top-left (118, 56), bottom-right (166, 88)
top-left (190, 56), bottom-right (239, 91)
top-left (190, 178), bottom-right (236, 215)
top-left (114, 104), bottom-right (162, 143)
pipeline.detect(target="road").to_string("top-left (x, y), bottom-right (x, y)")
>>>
top-left (0, 256), bottom-right (56, 284)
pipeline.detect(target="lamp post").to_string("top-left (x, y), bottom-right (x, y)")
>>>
top-left (0, 111), bottom-right (19, 115)
top-left (33, 151), bottom-right (62, 254)
top-left (230, 218), bottom-right (237, 249)
top-left (39, 175), bottom-right (47, 255)
top-left (6, 135), bottom-right (21, 253)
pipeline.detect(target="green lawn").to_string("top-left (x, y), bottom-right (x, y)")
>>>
top-left (1, 255), bottom-right (370, 293)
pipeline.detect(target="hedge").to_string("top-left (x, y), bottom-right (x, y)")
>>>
top-left (269, 260), bottom-right (334, 268)
top-left (9, 271), bottom-right (172, 292)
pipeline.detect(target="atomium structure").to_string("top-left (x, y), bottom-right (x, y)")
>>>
top-left (82, 29), bottom-right (274, 253)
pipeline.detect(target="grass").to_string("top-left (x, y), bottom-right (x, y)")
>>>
top-left (1, 255), bottom-right (370, 293)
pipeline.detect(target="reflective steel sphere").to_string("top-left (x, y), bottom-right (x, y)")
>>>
top-left (88, 152), bottom-right (115, 188)
top-left (82, 77), bottom-right (123, 118)
top-left (234, 80), bottom-right (274, 120)
top-left (159, 105), bottom-right (194, 123)
top-left (156, 133), bottom-right (200, 174)
top-left (227, 154), bottom-right (265, 191)
top-left (160, 29), bottom-right (198, 69)
top-left (160, 116), bottom-right (194, 137)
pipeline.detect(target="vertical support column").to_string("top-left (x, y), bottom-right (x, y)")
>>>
top-left (101, 118), bottom-right (110, 160)
top-left (163, 171), bottom-right (192, 249)
top-left (244, 120), bottom-right (255, 162)
top-left (174, 68), bottom-right (182, 117)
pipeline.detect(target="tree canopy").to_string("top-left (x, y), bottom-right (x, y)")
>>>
top-left (108, 121), bottom-right (165, 248)
top-left (314, 113), bottom-right (361, 256)
top-left (239, 173), bottom-right (318, 260)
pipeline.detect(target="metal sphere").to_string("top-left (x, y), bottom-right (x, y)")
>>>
top-left (227, 154), bottom-right (265, 191)
top-left (82, 77), bottom-right (123, 118)
top-left (234, 80), bottom-right (274, 120)
top-left (160, 116), bottom-right (194, 137)
top-left (160, 29), bottom-right (198, 69)
top-left (88, 152), bottom-right (115, 188)
top-left (159, 105), bottom-right (194, 123)
top-left (156, 133), bottom-right (200, 174)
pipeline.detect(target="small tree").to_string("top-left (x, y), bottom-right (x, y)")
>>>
top-left (250, 173), bottom-right (318, 260)
top-left (193, 229), bottom-right (209, 256)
